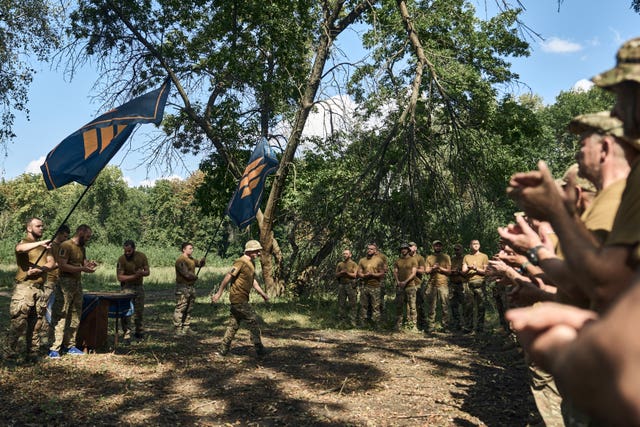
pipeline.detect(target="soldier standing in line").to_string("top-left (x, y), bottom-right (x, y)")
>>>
top-left (335, 248), bottom-right (359, 327)
top-left (357, 243), bottom-right (387, 329)
top-left (117, 240), bottom-right (150, 341)
top-left (449, 243), bottom-right (468, 332)
top-left (462, 239), bottom-right (489, 333)
top-left (173, 242), bottom-right (205, 336)
top-left (424, 240), bottom-right (451, 333)
top-left (392, 243), bottom-right (418, 331)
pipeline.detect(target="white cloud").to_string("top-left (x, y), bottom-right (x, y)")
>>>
top-left (572, 79), bottom-right (594, 93)
top-left (26, 156), bottom-right (46, 174)
top-left (540, 37), bottom-right (583, 54)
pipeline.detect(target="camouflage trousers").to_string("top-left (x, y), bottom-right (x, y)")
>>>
top-left (491, 281), bottom-right (510, 333)
top-left (5, 281), bottom-right (44, 356)
top-left (394, 285), bottom-right (418, 329)
top-left (465, 280), bottom-right (486, 332)
top-left (33, 282), bottom-right (56, 347)
top-left (121, 284), bottom-right (145, 338)
top-left (358, 285), bottom-right (381, 326)
top-left (173, 284), bottom-right (195, 330)
top-left (528, 361), bottom-right (564, 427)
top-left (425, 283), bottom-right (449, 331)
top-left (337, 281), bottom-right (358, 325)
top-left (220, 302), bottom-right (263, 352)
top-left (50, 277), bottom-right (83, 352)
top-left (449, 281), bottom-right (470, 331)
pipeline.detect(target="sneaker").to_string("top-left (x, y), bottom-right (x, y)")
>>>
top-left (66, 346), bottom-right (85, 356)
top-left (48, 350), bottom-right (61, 359)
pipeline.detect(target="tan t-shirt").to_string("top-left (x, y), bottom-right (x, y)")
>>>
top-left (412, 253), bottom-right (426, 286)
top-left (394, 256), bottom-right (419, 286)
top-left (358, 256), bottom-right (386, 287)
top-left (336, 259), bottom-right (358, 284)
top-left (58, 239), bottom-right (86, 281)
top-left (606, 159), bottom-right (640, 267)
top-left (463, 252), bottom-right (488, 283)
top-left (228, 257), bottom-right (255, 304)
top-left (175, 254), bottom-right (197, 286)
top-left (15, 236), bottom-right (50, 285)
top-left (117, 251), bottom-right (149, 286)
top-left (426, 253), bottom-right (451, 287)
top-left (581, 178), bottom-right (627, 244)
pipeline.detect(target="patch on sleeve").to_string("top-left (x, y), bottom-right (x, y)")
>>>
top-left (229, 266), bottom-right (238, 275)
top-left (59, 247), bottom-right (67, 257)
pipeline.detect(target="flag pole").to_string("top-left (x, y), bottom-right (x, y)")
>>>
top-left (34, 182), bottom-right (94, 265)
top-left (196, 216), bottom-right (226, 276)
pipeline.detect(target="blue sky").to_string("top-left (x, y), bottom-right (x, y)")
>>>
top-left (4, 0), bottom-right (640, 186)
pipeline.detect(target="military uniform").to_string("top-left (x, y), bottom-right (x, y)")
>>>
top-left (219, 257), bottom-right (265, 355)
top-left (35, 239), bottom-right (63, 346)
top-left (117, 251), bottom-right (149, 338)
top-left (462, 251), bottom-right (489, 332)
top-left (375, 251), bottom-right (389, 314)
top-left (173, 253), bottom-right (203, 333)
top-left (335, 258), bottom-right (359, 325)
top-left (50, 239), bottom-right (86, 353)
top-left (393, 255), bottom-right (419, 330)
top-left (357, 255), bottom-right (386, 327)
top-left (5, 236), bottom-right (50, 358)
top-left (425, 252), bottom-right (451, 332)
top-left (449, 252), bottom-right (468, 331)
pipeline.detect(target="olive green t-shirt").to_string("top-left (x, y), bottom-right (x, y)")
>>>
top-left (426, 253), bottom-right (451, 287)
top-left (463, 252), bottom-right (488, 283)
top-left (58, 239), bottom-right (86, 281)
top-left (394, 256), bottom-right (419, 285)
top-left (228, 258), bottom-right (255, 304)
top-left (117, 251), bottom-right (149, 286)
top-left (175, 254), bottom-right (197, 286)
top-left (15, 236), bottom-right (50, 285)
top-left (357, 256), bottom-right (386, 287)
top-left (336, 259), bottom-right (358, 284)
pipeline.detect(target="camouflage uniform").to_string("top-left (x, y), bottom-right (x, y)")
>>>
top-left (173, 253), bottom-right (203, 333)
top-left (117, 250), bottom-right (149, 338)
top-left (50, 240), bottom-right (86, 353)
top-left (5, 235), bottom-right (50, 358)
top-left (219, 257), bottom-right (264, 354)
top-left (425, 251), bottom-right (451, 332)
top-left (335, 258), bottom-right (359, 325)
top-left (463, 251), bottom-right (489, 332)
top-left (449, 250), bottom-right (469, 331)
top-left (357, 255), bottom-right (386, 327)
top-left (393, 253), bottom-right (419, 330)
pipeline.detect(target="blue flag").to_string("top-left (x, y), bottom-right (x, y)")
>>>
top-left (227, 137), bottom-right (279, 228)
top-left (40, 79), bottom-right (171, 190)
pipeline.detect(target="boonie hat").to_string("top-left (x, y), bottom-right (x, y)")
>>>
top-left (569, 111), bottom-right (640, 152)
top-left (592, 37), bottom-right (640, 88)
top-left (244, 240), bottom-right (263, 252)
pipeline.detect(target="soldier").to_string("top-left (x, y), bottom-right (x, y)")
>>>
top-left (449, 243), bottom-right (468, 332)
top-left (173, 242), bottom-right (205, 335)
top-left (392, 243), bottom-right (418, 331)
top-left (116, 240), bottom-right (150, 341)
top-left (409, 241), bottom-right (428, 330)
top-left (211, 240), bottom-right (269, 356)
top-left (462, 239), bottom-right (488, 333)
top-left (3, 217), bottom-right (55, 361)
top-left (356, 243), bottom-right (387, 328)
top-left (424, 240), bottom-right (451, 333)
top-left (335, 248), bottom-right (358, 326)
top-left (49, 224), bottom-right (97, 358)
top-left (34, 224), bottom-right (70, 349)
top-left (373, 245), bottom-right (389, 315)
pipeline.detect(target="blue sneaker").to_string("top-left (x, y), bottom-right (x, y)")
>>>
top-left (66, 346), bottom-right (85, 356)
top-left (48, 350), bottom-right (61, 359)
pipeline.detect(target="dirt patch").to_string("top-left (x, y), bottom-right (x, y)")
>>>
top-left (0, 289), bottom-right (536, 426)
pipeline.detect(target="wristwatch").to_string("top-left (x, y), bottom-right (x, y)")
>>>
top-left (526, 245), bottom-right (545, 266)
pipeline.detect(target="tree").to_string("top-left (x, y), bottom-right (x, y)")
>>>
top-left (0, 0), bottom-right (61, 147)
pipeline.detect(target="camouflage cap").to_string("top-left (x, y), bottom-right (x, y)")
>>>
top-left (556, 163), bottom-right (597, 193)
top-left (399, 242), bottom-right (410, 250)
top-left (431, 240), bottom-right (443, 246)
top-left (592, 37), bottom-right (640, 88)
top-left (569, 111), bottom-right (640, 152)
top-left (568, 111), bottom-right (624, 138)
